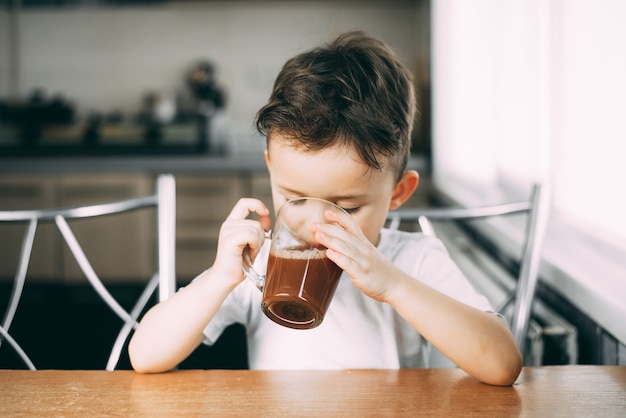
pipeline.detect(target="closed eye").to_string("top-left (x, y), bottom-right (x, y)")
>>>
top-left (341, 206), bottom-right (361, 214)
top-left (290, 198), bottom-right (306, 205)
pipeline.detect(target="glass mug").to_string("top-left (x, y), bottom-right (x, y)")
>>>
top-left (242, 197), bottom-right (346, 330)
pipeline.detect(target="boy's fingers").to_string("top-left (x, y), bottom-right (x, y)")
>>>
top-left (324, 209), bottom-right (365, 239)
top-left (226, 198), bottom-right (270, 221)
top-left (258, 215), bottom-right (272, 232)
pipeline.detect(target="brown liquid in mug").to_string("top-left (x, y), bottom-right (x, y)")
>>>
top-left (262, 248), bottom-right (342, 329)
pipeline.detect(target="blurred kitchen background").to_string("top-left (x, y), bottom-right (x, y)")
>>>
top-left (1, 0), bottom-right (625, 370)
top-left (0, 0), bottom-right (431, 156)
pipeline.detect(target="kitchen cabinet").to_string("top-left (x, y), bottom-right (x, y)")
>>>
top-left (0, 176), bottom-right (60, 281)
top-left (175, 173), bottom-right (245, 280)
top-left (250, 171), bottom-right (274, 212)
top-left (0, 174), bottom-right (155, 283)
top-left (0, 170), bottom-right (274, 284)
top-left (57, 173), bottom-right (154, 283)
top-left (175, 171), bottom-right (272, 280)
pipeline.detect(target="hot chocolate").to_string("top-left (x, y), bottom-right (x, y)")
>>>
top-left (262, 248), bottom-right (342, 329)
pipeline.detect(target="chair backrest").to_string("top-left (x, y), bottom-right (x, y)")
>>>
top-left (0, 173), bottom-right (176, 370)
top-left (387, 184), bottom-right (551, 359)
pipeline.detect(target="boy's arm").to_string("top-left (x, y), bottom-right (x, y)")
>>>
top-left (314, 211), bottom-right (522, 386)
top-left (385, 273), bottom-right (523, 386)
top-left (128, 268), bottom-right (235, 373)
top-left (129, 198), bottom-right (270, 373)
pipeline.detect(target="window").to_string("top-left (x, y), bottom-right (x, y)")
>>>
top-left (431, 0), bottom-right (626, 344)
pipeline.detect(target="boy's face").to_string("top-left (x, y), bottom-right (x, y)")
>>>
top-left (265, 134), bottom-right (414, 246)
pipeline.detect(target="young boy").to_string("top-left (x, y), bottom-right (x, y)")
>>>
top-left (129, 31), bottom-right (522, 386)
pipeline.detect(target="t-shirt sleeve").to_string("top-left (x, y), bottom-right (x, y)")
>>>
top-left (405, 235), bottom-right (494, 312)
top-left (201, 288), bottom-right (241, 345)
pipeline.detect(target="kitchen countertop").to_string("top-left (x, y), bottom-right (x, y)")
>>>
top-left (0, 153), bottom-right (428, 175)
top-left (0, 152), bottom-right (268, 174)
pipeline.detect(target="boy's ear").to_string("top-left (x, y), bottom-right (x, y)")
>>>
top-left (389, 170), bottom-right (419, 211)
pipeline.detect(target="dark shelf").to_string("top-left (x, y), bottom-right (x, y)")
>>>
top-left (0, 143), bottom-right (211, 158)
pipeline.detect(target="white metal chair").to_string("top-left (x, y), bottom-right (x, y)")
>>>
top-left (0, 174), bottom-right (176, 370)
top-left (387, 184), bottom-right (551, 359)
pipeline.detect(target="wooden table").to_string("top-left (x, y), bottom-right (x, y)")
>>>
top-left (1, 366), bottom-right (625, 417)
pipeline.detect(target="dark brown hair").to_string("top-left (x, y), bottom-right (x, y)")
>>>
top-left (256, 31), bottom-right (416, 180)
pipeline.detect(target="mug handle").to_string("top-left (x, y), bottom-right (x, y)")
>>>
top-left (242, 231), bottom-right (270, 291)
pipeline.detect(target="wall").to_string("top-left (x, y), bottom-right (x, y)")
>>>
top-left (1, 1), bottom-right (428, 136)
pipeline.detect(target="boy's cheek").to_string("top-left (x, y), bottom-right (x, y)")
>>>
top-left (354, 210), bottom-right (387, 245)
top-left (271, 195), bottom-right (288, 215)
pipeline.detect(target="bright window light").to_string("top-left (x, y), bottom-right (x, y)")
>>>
top-left (432, 0), bottom-right (626, 247)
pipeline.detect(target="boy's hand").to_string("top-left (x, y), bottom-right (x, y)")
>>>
top-left (312, 210), bottom-right (400, 303)
top-left (212, 198), bottom-right (271, 288)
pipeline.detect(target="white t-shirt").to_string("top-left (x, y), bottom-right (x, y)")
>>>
top-left (202, 228), bottom-right (493, 369)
